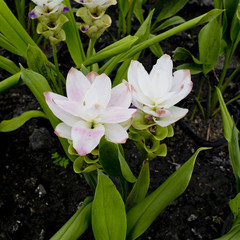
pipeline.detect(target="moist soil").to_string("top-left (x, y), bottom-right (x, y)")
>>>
top-left (1, 1), bottom-right (240, 240)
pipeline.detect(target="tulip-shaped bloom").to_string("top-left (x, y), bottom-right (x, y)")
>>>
top-left (29, 0), bottom-right (69, 18)
top-left (44, 68), bottom-right (136, 156)
top-left (74, 0), bottom-right (117, 16)
top-left (128, 54), bottom-right (193, 128)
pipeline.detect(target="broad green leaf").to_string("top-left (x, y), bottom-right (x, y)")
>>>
top-left (63, 0), bottom-right (85, 67)
top-left (118, 145), bottom-right (136, 183)
top-left (126, 147), bottom-right (210, 240)
top-left (0, 110), bottom-right (47, 132)
top-left (51, 197), bottom-right (92, 240)
top-left (0, 56), bottom-right (20, 74)
top-left (99, 137), bottom-right (122, 178)
top-left (152, 0), bottom-right (188, 27)
top-left (199, 19), bottom-right (222, 74)
top-left (92, 171), bottom-right (127, 240)
top-left (173, 47), bottom-right (202, 64)
top-left (224, 0), bottom-right (239, 24)
top-left (83, 35), bottom-right (138, 66)
top-left (176, 63), bottom-right (203, 75)
top-left (26, 45), bottom-right (50, 79)
top-left (153, 16), bottom-right (185, 33)
top-left (230, 13), bottom-right (240, 43)
top-left (126, 161), bottom-right (150, 211)
top-left (0, 72), bottom-right (21, 93)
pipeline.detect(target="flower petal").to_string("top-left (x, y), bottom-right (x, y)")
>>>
top-left (66, 67), bottom-right (91, 102)
top-left (104, 123), bottom-right (128, 143)
top-left (108, 81), bottom-right (132, 108)
top-left (44, 91), bottom-right (79, 126)
top-left (54, 122), bottom-right (72, 139)
top-left (128, 60), bottom-right (154, 106)
top-left (82, 73), bottom-right (111, 110)
top-left (154, 106), bottom-right (188, 127)
top-left (72, 120), bottom-right (105, 156)
top-left (161, 70), bottom-right (193, 108)
top-left (101, 107), bottom-right (137, 123)
top-left (86, 71), bottom-right (99, 83)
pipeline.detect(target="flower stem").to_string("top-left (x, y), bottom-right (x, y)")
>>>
top-left (87, 38), bottom-right (97, 71)
top-left (51, 41), bottom-right (63, 94)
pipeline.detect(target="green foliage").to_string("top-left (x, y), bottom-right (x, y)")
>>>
top-left (52, 152), bottom-right (70, 168)
top-left (92, 171), bottom-right (127, 240)
top-left (126, 147), bottom-right (209, 240)
top-left (50, 197), bottom-right (93, 240)
top-left (0, 110), bottom-right (47, 132)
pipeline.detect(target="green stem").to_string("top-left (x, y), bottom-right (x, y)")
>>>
top-left (190, 74), bottom-right (205, 120)
top-left (221, 64), bottom-right (240, 94)
top-left (87, 38), bottom-right (96, 71)
top-left (127, 0), bottom-right (137, 35)
top-left (211, 47), bottom-right (231, 112)
top-left (51, 41), bottom-right (63, 94)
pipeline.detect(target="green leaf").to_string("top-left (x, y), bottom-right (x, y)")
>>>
top-left (50, 197), bottom-right (92, 240)
top-left (0, 72), bottom-right (21, 93)
top-left (0, 0), bottom-right (37, 58)
top-left (199, 19), bottom-right (222, 74)
top-left (0, 110), bottom-right (47, 132)
top-left (176, 63), bottom-right (203, 75)
top-left (153, 16), bottom-right (185, 33)
top-left (133, 0), bottom-right (144, 24)
top-left (92, 171), bottom-right (127, 240)
top-left (173, 47), bottom-right (202, 64)
top-left (83, 35), bottom-right (138, 67)
top-left (229, 193), bottom-right (240, 221)
top-left (20, 67), bottom-right (76, 162)
top-left (63, 0), bottom-right (85, 67)
top-left (99, 138), bottom-right (122, 178)
top-left (118, 145), bottom-right (136, 183)
top-left (126, 147), bottom-right (210, 240)
top-left (26, 45), bottom-right (50, 79)
top-left (148, 34), bottom-right (163, 58)
top-left (217, 87), bottom-right (240, 193)
top-left (152, 0), bottom-right (188, 27)
top-left (0, 56), bottom-right (20, 74)
top-left (0, 33), bottom-right (21, 56)
top-left (126, 161), bottom-right (150, 211)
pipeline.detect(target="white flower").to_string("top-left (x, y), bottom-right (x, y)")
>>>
top-left (44, 68), bottom-right (136, 156)
top-left (29, 0), bottom-right (69, 18)
top-left (128, 54), bottom-right (193, 127)
top-left (74, 0), bottom-right (117, 14)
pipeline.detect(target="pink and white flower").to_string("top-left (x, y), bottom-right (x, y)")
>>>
top-left (74, 0), bottom-right (117, 14)
top-left (44, 68), bottom-right (136, 156)
top-left (128, 54), bottom-right (193, 127)
top-left (29, 0), bottom-right (69, 18)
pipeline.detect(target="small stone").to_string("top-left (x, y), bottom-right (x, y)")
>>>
top-left (35, 184), bottom-right (47, 197)
top-left (188, 214), bottom-right (198, 222)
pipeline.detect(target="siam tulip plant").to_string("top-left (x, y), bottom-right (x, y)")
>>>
top-left (173, 0), bottom-right (240, 122)
top-left (0, 0), bottom-right (226, 238)
top-left (214, 88), bottom-right (240, 240)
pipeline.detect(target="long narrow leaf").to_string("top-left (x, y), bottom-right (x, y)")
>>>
top-left (0, 110), bottom-right (47, 132)
top-left (126, 147), bottom-right (209, 240)
top-left (0, 56), bottom-right (20, 74)
top-left (63, 0), bottom-right (85, 67)
top-left (51, 197), bottom-right (92, 240)
top-left (0, 72), bottom-right (21, 93)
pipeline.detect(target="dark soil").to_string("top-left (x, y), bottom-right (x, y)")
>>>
top-left (1, 1), bottom-right (240, 240)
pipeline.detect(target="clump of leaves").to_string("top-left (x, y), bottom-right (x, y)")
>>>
top-left (52, 152), bottom-right (69, 168)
